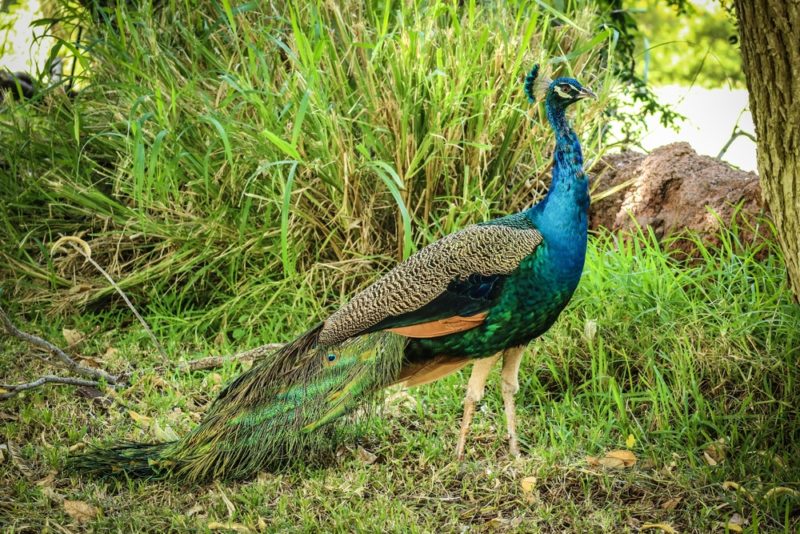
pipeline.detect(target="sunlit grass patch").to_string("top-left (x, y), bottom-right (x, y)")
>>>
top-left (2, 225), bottom-right (798, 532)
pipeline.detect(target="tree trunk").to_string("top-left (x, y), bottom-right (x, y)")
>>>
top-left (734, 0), bottom-right (800, 300)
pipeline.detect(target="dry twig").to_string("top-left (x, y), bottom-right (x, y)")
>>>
top-left (0, 305), bottom-right (118, 384)
top-left (1, 299), bottom-right (287, 400)
top-left (0, 304), bottom-right (121, 400)
top-left (0, 376), bottom-right (105, 401)
top-left (174, 343), bottom-right (284, 372)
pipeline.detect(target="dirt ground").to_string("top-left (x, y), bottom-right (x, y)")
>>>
top-left (590, 142), bottom-right (767, 254)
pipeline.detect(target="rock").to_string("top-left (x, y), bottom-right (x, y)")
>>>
top-left (590, 143), bottom-right (768, 253)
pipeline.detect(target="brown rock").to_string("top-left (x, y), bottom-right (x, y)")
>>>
top-left (590, 143), bottom-right (768, 253)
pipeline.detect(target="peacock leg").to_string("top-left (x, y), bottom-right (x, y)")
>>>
top-left (500, 345), bottom-right (526, 457)
top-left (455, 354), bottom-right (500, 461)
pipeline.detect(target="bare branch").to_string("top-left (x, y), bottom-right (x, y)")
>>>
top-left (175, 343), bottom-right (284, 372)
top-left (0, 304), bottom-right (118, 384)
top-left (0, 375), bottom-right (108, 400)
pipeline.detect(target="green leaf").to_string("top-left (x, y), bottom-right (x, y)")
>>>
top-left (262, 129), bottom-right (302, 161)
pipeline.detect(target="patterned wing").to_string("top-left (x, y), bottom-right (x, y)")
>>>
top-left (317, 218), bottom-right (543, 346)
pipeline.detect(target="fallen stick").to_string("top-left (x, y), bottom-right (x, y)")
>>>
top-left (0, 305), bottom-right (118, 385)
top-left (174, 343), bottom-right (284, 372)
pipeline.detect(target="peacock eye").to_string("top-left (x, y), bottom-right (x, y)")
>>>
top-left (553, 84), bottom-right (574, 98)
top-left (326, 353), bottom-right (337, 362)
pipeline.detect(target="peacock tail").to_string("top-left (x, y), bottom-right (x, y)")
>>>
top-left (67, 328), bottom-right (407, 481)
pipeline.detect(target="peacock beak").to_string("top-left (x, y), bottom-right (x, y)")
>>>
top-left (577, 87), bottom-right (597, 100)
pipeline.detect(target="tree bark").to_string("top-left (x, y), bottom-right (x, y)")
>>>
top-left (734, 0), bottom-right (800, 300)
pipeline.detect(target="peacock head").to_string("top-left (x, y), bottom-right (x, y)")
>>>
top-left (524, 65), bottom-right (596, 111)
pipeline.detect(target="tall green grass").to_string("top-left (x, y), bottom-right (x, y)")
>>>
top-left (0, 0), bottom-right (615, 341)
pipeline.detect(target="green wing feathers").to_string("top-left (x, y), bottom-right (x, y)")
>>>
top-left (67, 330), bottom-right (407, 481)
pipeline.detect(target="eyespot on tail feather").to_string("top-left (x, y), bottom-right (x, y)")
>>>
top-left (524, 64), bottom-right (540, 103)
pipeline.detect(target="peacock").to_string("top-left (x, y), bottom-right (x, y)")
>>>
top-left (67, 64), bottom-right (595, 481)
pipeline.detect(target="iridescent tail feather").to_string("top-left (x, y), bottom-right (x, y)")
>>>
top-left (66, 329), bottom-right (407, 481)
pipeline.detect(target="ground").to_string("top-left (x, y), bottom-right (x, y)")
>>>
top-left (1, 228), bottom-right (798, 533)
top-left (590, 143), bottom-right (766, 257)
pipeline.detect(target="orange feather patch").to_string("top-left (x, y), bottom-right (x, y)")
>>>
top-left (386, 312), bottom-right (488, 338)
top-left (394, 356), bottom-right (471, 388)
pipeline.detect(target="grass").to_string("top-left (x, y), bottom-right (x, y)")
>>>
top-left (1, 0), bottom-right (799, 531)
top-left (1, 225), bottom-right (799, 532)
top-left (1, 0), bottom-right (614, 341)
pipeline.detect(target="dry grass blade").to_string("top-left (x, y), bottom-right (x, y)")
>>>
top-left (52, 238), bottom-right (169, 365)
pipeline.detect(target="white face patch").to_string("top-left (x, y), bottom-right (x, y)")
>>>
top-left (553, 85), bottom-right (573, 99)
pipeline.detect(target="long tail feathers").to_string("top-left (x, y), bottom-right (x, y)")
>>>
top-left (65, 327), bottom-right (407, 481)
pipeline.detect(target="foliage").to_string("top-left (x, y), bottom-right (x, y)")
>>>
top-left (2, 224), bottom-right (798, 531)
top-left (590, 0), bottom-right (683, 143)
top-left (0, 0), bottom-right (616, 341)
top-left (631, 0), bottom-right (743, 88)
top-left (585, 0), bottom-right (742, 143)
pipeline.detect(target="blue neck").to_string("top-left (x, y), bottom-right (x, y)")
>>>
top-left (527, 101), bottom-right (589, 240)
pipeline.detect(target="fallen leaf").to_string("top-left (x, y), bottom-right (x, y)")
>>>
top-left (598, 456), bottom-right (626, 469)
top-left (728, 513), bottom-right (746, 526)
top-left (64, 500), bottom-right (99, 523)
top-left (640, 522), bottom-right (678, 533)
top-left (62, 328), bottom-right (84, 347)
top-left (128, 410), bottom-right (152, 427)
top-left (186, 503), bottom-right (205, 517)
top-left (583, 319), bottom-right (597, 342)
top-left (587, 449), bottom-right (637, 469)
top-left (721, 481), bottom-right (740, 491)
top-left (356, 446), bottom-right (377, 465)
top-left (626, 434), bottom-right (636, 448)
top-left (723, 522), bottom-right (743, 533)
top-left (207, 521), bottom-right (252, 533)
top-left (660, 496), bottom-right (682, 510)
top-left (703, 439), bottom-right (726, 465)
top-left (764, 486), bottom-right (800, 499)
top-left (520, 476), bottom-right (537, 494)
top-left (215, 482), bottom-right (236, 518)
top-left (605, 449), bottom-right (637, 467)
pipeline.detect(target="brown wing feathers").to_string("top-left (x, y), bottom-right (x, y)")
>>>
top-left (318, 224), bottom-right (542, 346)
